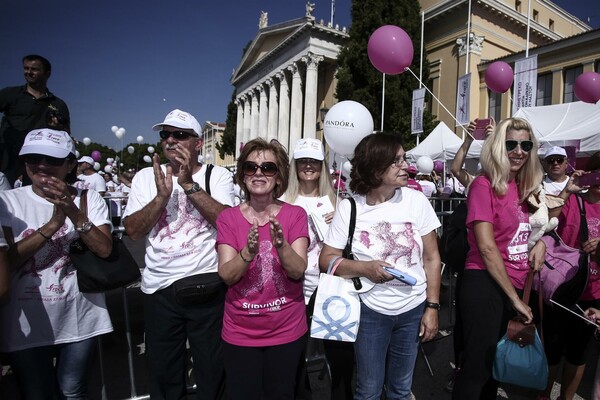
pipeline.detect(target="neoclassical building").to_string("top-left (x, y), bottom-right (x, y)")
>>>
top-left (230, 0), bottom-right (593, 160)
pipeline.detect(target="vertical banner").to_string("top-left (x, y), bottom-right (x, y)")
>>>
top-left (512, 55), bottom-right (538, 115)
top-left (455, 73), bottom-right (471, 126)
top-left (411, 88), bottom-right (426, 134)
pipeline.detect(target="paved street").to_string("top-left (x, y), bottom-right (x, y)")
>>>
top-left (1, 236), bottom-right (597, 399)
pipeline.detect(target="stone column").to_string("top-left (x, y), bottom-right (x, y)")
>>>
top-left (242, 93), bottom-right (251, 146)
top-left (277, 70), bottom-right (290, 149)
top-left (235, 98), bottom-right (244, 159)
top-left (302, 53), bottom-right (323, 139)
top-left (288, 62), bottom-right (303, 149)
top-left (266, 78), bottom-right (279, 142)
top-left (258, 84), bottom-right (269, 138)
top-left (250, 89), bottom-right (259, 140)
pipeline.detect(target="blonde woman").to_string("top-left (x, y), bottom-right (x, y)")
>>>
top-left (452, 118), bottom-right (546, 400)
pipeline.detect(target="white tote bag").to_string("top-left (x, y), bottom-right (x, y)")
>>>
top-left (310, 272), bottom-right (361, 342)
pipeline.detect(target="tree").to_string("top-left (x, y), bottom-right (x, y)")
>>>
top-left (335, 0), bottom-right (436, 148)
top-left (217, 92), bottom-right (238, 159)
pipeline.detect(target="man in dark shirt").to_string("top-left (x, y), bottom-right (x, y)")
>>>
top-left (0, 55), bottom-right (70, 184)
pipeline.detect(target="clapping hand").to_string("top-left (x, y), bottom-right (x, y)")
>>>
top-left (269, 215), bottom-right (285, 249)
top-left (153, 154), bottom-right (173, 199)
top-left (247, 220), bottom-right (259, 256)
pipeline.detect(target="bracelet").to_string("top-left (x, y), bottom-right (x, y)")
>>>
top-left (327, 256), bottom-right (342, 274)
top-left (239, 249), bottom-right (253, 263)
top-left (37, 228), bottom-right (51, 242)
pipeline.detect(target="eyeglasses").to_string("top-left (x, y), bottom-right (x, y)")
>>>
top-left (505, 140), bottom-right (533, 152)
top-left (22, 154), bottom-right (67, 166)
top-left (242, 161), bottom-right (278, 177)
top-left (546, 157), bottom-right (565, 165)
top-left (159, 130), bottom-right (195, 140)
top-left (391, 156), bottom-right (408, 167)
top-left (296, 158), bottom-right (321, 166)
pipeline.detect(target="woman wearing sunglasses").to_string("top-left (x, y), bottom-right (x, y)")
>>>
top-left (0, 129), bottom-right (113, 399)
top-left (452, 118), bottom-right (546, 400)
top-left (216, 138), bottom-right (309, 399)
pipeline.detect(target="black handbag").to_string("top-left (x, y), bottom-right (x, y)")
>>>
top-left (69, 190), bottom-right (141, 293)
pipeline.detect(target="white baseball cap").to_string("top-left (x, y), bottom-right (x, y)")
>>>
top-left (78, 156), bottom-right (95, 164)
top-left (19, 129), bottom-right (75, 158)
top-left (544, 146), bottom-right (567, 159)
top-left (293, 138), bottom-right (324, 161)
top-left (152, 109), bottom-right (201, 137)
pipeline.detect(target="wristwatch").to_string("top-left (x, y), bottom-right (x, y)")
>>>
top-left (425, 301), bottom-right (441, 311)
top-left (184, 182), bottom-right (202, 196)
top-left (76, 220), bottom-right (93, 233)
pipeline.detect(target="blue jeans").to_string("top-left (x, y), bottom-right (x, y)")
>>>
top-left (8, 337), bottom-right (97, 399)
top-left (354, 302), bottom-right (424, 400)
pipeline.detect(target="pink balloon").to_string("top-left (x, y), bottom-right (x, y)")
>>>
top-left (574, 72), bottom-right (600, 104)
top-left (367, 25), bottom-right (414, 75)
top-left (91, 150), bottom-right (102, 162)
top-left (485, 61), bottom-right (514, 93)
top-left (433, 160), bottom-right (444, 174)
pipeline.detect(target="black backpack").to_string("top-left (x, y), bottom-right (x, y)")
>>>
top-left (439, 201), bottom-right (469, 269)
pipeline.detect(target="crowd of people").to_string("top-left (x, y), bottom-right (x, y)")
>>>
top-left (0, 53), bottom-right (598, 400)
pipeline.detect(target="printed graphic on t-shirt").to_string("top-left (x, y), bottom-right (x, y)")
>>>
top-left (507, 222), bottom-right (530, 263)
top-left (151, 192), bottom-right (210, 255)
top-left (359, 221), bottom-right (421, 268)
top-left (587, 216), bottom-right (600, 279)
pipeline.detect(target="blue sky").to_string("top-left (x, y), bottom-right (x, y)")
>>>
top-left (1, 0), bottom-right (597, 151)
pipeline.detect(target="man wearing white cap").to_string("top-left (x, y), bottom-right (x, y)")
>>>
top-left (74, 155), bottom-right (106, 196)
top-left (123, 109), bottom-right (234, 399)
top-left (542, 146), bottom-right (569, 195)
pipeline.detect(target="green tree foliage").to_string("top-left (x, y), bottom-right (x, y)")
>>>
top-left (217, 92), bottom-right (238, 159)
top-left (336, 0), bottom-right (436, 148)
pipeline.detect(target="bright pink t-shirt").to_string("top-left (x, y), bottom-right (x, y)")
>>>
top-left (557, 195), bottom-right (600, 301)
top-left (464, 176), bottom-right (531, 289)
top-left (216, 202), bottom-right (309, 346)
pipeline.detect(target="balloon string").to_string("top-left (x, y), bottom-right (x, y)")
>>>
top-left (404, 67), bottom-right (471, 140)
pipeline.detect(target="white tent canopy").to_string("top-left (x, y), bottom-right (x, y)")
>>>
top-left (406, 121), bottom-right (463, 161)
top-left (514, 101), bottom-right (600, 156)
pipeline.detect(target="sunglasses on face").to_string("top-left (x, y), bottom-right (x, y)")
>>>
top-left (546, 157), bottom-right (565, 165)
top-left (242, 161), bottom-right (278, 177)
top-left (159, 130), bottom-right (195, 140)
top-left (505, 140), bottom-right (533, 152)
top-left (22, 154), bottom-right (67, 166)
top-left (296, 158), bottom-right (321, 166)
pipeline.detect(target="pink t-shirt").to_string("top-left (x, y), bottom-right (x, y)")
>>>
top-left (216, 202), bottom-right (309, 346)
top-left (557, 195), bottom-right (600, 301)
top-left (407, 178), bottom-right (423, 192)
top-left (464, 176), bottom-right (531, 289)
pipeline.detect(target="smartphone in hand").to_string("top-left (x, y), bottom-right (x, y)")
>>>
top-left (472, 118), bottom-right (492, 140)
top-left (578, 172), bottom-right (600, 187)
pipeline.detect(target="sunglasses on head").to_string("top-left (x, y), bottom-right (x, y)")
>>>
top-left (159, 130), bottom-right (195, 140)
top-left (505, 140), bottom-right (533, 152)
top-left (22, 154), bottom-right (67, 166)
top-left (242, 161), bottom-right (278, 177)
top-left (546, 157), bottom-right (565, 165)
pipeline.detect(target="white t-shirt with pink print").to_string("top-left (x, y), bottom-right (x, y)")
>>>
top-left (324, 188), bottom-right (440, 316)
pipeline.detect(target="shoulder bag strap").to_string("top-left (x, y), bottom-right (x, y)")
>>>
top-left (576, 194), bottom-right (588, 242)
top-left (345, 197), bottom-right (356, 257)
top-left (205, 164), bottom-right (214, 196)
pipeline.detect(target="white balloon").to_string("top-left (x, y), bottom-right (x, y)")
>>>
top-left (136, 135), bottom-right (144, 144)
top-left (82, 137), bottom-right (91, 146)
top-left (111, 126), bottom-right (119, 133)
top-left (120, 163), bottom-right (124, 167)
top-left (94, 162), bottom-right (101, 171)
top-left (106, 158), bottom-right (114, 164)
top-left (416, 156), bottom-right (434, 174)
top-left (147, 146), bottom-right (155, 154)
top-left (115, 130), bottom-right (124, 140)
top-left (104, 165), bottom-right (113, 173)
top-left (324, 100), bottom-right (374, 157)
top-left (143, 155), bottom-right (152, 163)
top-left (127, 146), bottom-right (135, 154)
top-left (118, 127), bottom-right (126, 135)
top-left (75, 150), bottom-right (80, 158)
top-left (342, 161), bottom-right (352, 177)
